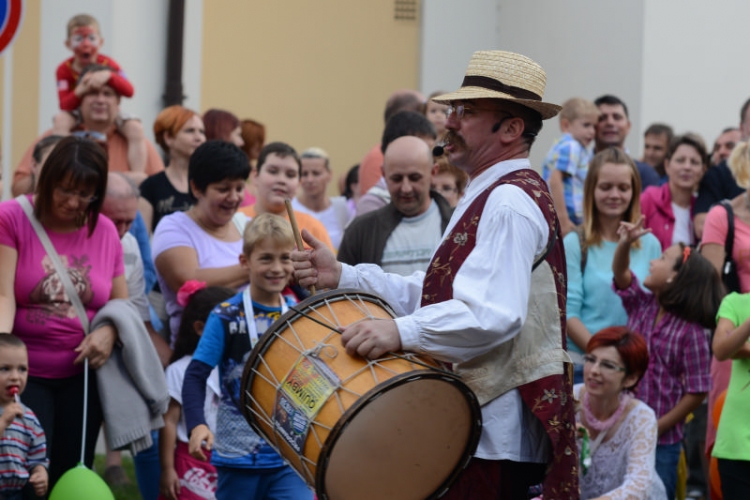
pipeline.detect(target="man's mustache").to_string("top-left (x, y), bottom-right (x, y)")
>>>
top-left (433, 132), bottom-right (465, 157)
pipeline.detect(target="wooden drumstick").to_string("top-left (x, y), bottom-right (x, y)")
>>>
top-left (285, 199), bottom-right (316, 295)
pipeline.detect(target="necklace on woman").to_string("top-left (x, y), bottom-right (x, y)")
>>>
top-left (582, 390), bottom-right (631, 432)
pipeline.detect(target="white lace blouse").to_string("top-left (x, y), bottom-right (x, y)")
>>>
top-left (574, 385), bottom-right (667, 500)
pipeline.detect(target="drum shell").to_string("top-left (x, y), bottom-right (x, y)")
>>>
top-left (241, 290), bottom-right (481, 500)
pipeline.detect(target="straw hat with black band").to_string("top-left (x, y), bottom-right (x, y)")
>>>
top-left (432, 50), bottom-right (562, 120)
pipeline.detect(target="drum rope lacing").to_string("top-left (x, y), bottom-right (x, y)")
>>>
top-left (286, 301), bottom-right (454, 376)
top-left (243, 293), bottom-right (449, 483)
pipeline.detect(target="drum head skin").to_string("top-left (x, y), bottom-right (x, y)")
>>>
top-left (317, 373), bottom-right (481, 500)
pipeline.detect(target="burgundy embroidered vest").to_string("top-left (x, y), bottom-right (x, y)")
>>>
top-left (421, 168), bottom-right (579, 498)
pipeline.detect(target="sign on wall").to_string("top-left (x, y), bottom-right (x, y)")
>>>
top-left (0, 0), bottom-right (23, 56)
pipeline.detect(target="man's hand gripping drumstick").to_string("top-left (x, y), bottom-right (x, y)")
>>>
top-left (285, 199), bottom-right (318, 294)
top-left (291, 229), bottom-right (343, 290)
top-left (291, 230), bottom-right (402, 359)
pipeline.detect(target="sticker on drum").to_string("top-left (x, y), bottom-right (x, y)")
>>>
top-left (241, 290), bottom-right (482, 500)
top-left (274, 355), bottom-right (340, 454)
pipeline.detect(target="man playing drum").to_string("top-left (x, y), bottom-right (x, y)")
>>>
top-left (292, 50), bottom-right (578, 499)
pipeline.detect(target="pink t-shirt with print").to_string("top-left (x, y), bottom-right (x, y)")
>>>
top-left (703, 203), bottom-right (750, 293)
top-left (0, 196), bottom-right (124, 379)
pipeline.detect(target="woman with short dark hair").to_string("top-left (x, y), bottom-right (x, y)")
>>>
top-left (640, 133), bottom-right (708, 250)
top-left (152, 141), bottom-right (251, 345)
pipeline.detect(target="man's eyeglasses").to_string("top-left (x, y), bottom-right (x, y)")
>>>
top-left (55, 187), bottom-right (98, 205)
top-left (433, 184), bottom-right (458, 195)
top-left (444, 104), bottom-right (507, 120)
top-left (582, 354), bottom-right (626, 373)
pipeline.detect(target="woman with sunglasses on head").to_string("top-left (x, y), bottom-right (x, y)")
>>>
top-left (612, 216), bottom-right (723, 499)
top-left (576, 327), bottom-right (666, 499)
top-left (0, 136), bottom-right (128, 489)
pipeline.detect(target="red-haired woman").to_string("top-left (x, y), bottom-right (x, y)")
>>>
top-left (240, 119), bottom-right (265, 168)
top-left (239, 119), bottom-right (265, 206)
top-left (576, 327), bottom-right (666, 499)
top-left (140, 105), bottom-right (206, 233)
top-left (203, 109), bottom-right (244, 148)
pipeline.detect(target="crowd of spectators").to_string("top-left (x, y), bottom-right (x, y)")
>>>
top-left (0, 11), bottom-right (749, 500)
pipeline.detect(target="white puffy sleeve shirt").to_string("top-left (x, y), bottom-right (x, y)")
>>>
top-left (339, 158), bottom-right (552, 462)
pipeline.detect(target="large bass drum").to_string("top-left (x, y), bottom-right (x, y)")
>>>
top-left (240, 290), bottom-right (481, 500)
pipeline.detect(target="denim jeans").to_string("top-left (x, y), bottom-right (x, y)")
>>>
top-left (215, 466), bottom-right (312, 500)
top-left (655, 442), bottom-right (682, 500)
top-left (133, 430), bottom-right (160, 500)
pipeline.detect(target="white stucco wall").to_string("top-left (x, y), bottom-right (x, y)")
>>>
top-left (182, 0), bottom-right (203, 114)
top-left (420, 0), bottom-right (499, 96)
top-left (640, 0), bottom-right (750, 147)
top-left (421, 1), bottom-right (646, 168)
top-left (421, 0), bottom-right (750, 168)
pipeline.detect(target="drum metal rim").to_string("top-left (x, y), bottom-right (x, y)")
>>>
top-left (240, 289), bottom-right (397, 428)
top-left (314, 370), bottom-right (483, 500)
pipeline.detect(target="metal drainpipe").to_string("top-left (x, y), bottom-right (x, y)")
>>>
top-left (163, 0), bottom-right (186, 107)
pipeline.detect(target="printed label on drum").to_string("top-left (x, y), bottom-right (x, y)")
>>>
top-left (274, 392), bottom-right (309, 454)
top-left (273, 355), bottom-right (339, 453)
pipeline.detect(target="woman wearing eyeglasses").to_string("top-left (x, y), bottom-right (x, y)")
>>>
top-left (0, 136), bottom-right (128, 488)
top-left (431, 154), bottom-right (468, 208)
top-left (576, 326), bottom-right (666, 499)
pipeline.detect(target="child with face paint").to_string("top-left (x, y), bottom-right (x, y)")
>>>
top-left (51, 14), bottom-right (148, 178)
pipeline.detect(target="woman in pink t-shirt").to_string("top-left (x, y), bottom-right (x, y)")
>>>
top-left (700, 146), bottom-right (750, 467)
top-left (0, 136), bottom-right (127, 488)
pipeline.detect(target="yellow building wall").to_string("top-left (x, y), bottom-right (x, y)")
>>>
top-left (201, 1), bottom-right (421, 192)
top-left (0, 0), bottom-right (40, 171)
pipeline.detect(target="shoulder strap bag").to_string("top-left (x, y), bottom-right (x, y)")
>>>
top-left (719, 200), bottom-right (741, 293)
top-left (16, 195), bottom-right (93, 465)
